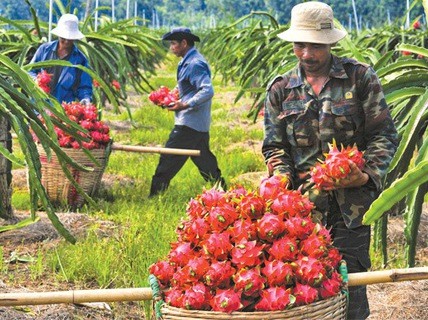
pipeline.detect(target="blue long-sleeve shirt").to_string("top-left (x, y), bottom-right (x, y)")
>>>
top-left (29, 40), bottom-right (92, 104)
top-left (175, 47), bottom-right (214, 132)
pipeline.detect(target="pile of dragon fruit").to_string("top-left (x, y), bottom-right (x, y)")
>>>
top-left (148, 86), bottom-right (179, 108)
top-left (33, 101), bottom-right (110, 150)
top-left (149, 175), bottom-right (344, 313)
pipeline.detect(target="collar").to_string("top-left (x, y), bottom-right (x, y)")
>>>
top-left (180, 47), bottom-right (197, 66)
top-left (285, 55), bottom-right (349, 89)
top-left (51, 40), bottom-right (78, 56)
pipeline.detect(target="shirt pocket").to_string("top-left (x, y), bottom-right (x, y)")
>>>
top-left (330, 100), bottom-right (362, 142)
top-left (279, 101), bottom-right (317, 147)
top-left (58, 69), bottom-right (75, 91)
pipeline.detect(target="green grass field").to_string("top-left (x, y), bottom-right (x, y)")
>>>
top-left (11, 56), bottom-right (266, 292)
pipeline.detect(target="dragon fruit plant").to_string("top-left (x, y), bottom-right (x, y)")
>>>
top-left (149, 175), bottom-right (344, 313)
top-left (148, 86), bottom-right (179, 108)
top-left (310, 140), bottom-right (365, 190)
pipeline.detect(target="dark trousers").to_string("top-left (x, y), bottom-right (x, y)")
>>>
top-left (150, 125), bottom-right (223, 196)
top-left (327, 198), bottom-right (371, 320)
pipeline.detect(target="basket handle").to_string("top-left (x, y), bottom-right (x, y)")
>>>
top-left (149, 274), bottom-right (164, 320)
top-left (339, 260), bottom-right (350, 319)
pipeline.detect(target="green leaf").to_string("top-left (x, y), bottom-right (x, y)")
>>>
top-left (363, 160), bottom-right (428, 225)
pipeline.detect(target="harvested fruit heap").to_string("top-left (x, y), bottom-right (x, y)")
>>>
top-left (149, 175), bottom-right (345, 313)
top-left (33, 101), bottom-right (111, 150)
top-left (148, 86), bottom-right (179, 108)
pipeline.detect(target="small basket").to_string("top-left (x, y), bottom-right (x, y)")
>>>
top-left (36, 143), bottom-right (111, 208)
top-left (159, 293), bottom-right (347, 320)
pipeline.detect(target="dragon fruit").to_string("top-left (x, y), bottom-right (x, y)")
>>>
top-left (262, 260), bottom-right (294, 287)
top-left (149, 85), bottom-right (179, 108)
top-left (231, 239), bottom-right (265, 268)
top-left (293, 283), bottom-right (319, 305)
top-left (184, 282), bottom-right (212, 310)
top-left (233, 267), bottom-right (265, 297)
top-left (149, 174), bottom-right (344, 312)
top-left (210, 289), bottom-right (243, 313)
top-left (310, 139), bottom-right (365, 190)
top-left (254, 287), bottom-right (293, 311)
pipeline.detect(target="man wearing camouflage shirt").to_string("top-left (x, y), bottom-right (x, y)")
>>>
top-left (262, 2), bottom-right (398, 319)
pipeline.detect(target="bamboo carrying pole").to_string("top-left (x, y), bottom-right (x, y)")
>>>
top-left (111, 143), bottom-right (200, 156)
top-left (0, 267), bottom-right (427, 307)
top-left (10, 134), bottom-right (200, 157)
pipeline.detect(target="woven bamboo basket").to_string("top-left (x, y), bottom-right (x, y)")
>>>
top-left (159, 292), bottom-right (347, 320)
top-left (37, 144), bottom-right (111, 208)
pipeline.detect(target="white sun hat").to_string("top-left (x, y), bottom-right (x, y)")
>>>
top-left (278, 1), bottom-right (347, 44)
top-left (51, 14), bottom-right (85, 40)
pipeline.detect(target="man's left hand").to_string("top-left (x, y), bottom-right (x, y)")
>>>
top-left (167, 100), bottom-right (187, 111)
top-left (335, 162), bottom-right (369, 188)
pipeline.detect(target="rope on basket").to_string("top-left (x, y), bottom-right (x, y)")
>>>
top-left (339, 260), bottom-right (350, 318)
top-left (149, 274), bottom-right (164, 319)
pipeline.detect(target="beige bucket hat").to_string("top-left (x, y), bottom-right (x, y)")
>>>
top-left (278, 1), bottom-right (347, 44)
top-left (51, 14), bottom-right (84, 40)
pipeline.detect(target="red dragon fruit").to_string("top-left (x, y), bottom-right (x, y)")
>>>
top-left (210, 288), bottom-right (243, 313)
top-left (164, 288), bottom-right (185, 308)
top-left (149, 86), bottom-right (179, 108)
top-left (310, 139), bottom-right (365, 190)
top-left (262, 260), bottom-right (294, 287)
top-left (228, 218), bottom-right (257, 243)
top-left (199, 188), bottom-right (227, 210)
top-left (299, 233), bottom-right (328, 259)
top-left (259, 174), bottom-right (290, 200)
top-left (254, 287), bottom-right (293, 311)
top-left (186, 198), bottom-right (207, 219)
top-left (268, 236), bottom-right (298, 262)
top-left (283, 216), bottom-right (316, 240)
top-left (231, 239), bottom-right (265, 268)
top-left (208, 203), bottom-right (239, 232)
top-left (204, 261), bottom-right (236, 288)
top-left (239, 192), bottom-right (266, 220)
top-left (271, 189), bottom-right (314, 218)
top-left (168, 242), bottom-right (194, 267)
top-left (293, 255), bottom-right (326, 286)
top-left (186, 256), bottom-right (210, 280)
top-left (233, 267), bottom-right (265, 297)
top-left (183, 282), bottom-right (212, 310)
top-left (293, 283), bottom-right (319, 305)
top-left (319, 270), bottom-right (343, 299)
top-left (148, 260), bottom-right (176, 288)
top-left (256, 213), bottom-right (285, 242)
top-left (36, 70), bottom-right (52, 93)
top-left (176, 217), bottom-right (210, 245)
top-left (202, 232), bottom-right (233, 261)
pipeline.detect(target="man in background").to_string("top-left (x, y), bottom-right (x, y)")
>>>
top-left (149, 27), bottom-right (226, 197)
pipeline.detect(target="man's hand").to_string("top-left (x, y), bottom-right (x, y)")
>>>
top-left (334, 162), bottom-right (369, 189)
top-left (167, 100), bottom-right (187, 111)
top-left (80, 98), bottom-right (91, 107)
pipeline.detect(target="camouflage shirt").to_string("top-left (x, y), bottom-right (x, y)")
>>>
top-left (262, 55), bottom-right (398, 228)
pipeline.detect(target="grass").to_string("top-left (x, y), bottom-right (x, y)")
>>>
top-left (10, 55), bottom-right (266, 296)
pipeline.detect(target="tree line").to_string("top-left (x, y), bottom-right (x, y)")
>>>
top-left (0, 0), bottom-right (425, 30)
